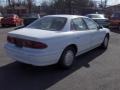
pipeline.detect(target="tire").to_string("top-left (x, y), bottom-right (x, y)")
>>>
top-left (101, 35), bottom-right (109, 49)
top-left (58, 47), bottom-right (76, 69)
top-left (1, 24), bottom-right (5, 27)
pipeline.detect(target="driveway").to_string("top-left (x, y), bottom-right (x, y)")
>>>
top-left (0, 27), bottom-right (120, 90)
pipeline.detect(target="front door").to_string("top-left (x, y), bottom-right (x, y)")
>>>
top-left (83, 18), bottom-right (104, 47)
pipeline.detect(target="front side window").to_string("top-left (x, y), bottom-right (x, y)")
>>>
top-left (71, 18), bottom-right (88, 31)
top-left (27, 17), bottom-right (67, 31)
top-left (83, 18), bottom-right (98, 30)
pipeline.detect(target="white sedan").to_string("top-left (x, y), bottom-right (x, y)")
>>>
top-left (5, 15), bottom-right (110, 68)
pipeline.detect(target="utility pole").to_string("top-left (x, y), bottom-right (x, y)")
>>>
top-left (101, 0), bottom-right (108, 8)
top-left (101, 0), bottom-right (103, 8)
top-left (104, 0), bottom-right (108, 8)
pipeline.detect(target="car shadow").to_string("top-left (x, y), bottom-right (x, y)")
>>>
top-left (0, 47), bottom-right (105, 90)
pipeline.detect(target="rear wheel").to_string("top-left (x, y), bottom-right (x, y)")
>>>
top-left (58, 47), bottom-right (76, 69)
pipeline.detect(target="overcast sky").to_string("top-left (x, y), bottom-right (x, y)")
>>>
top-left (108, 0), bottom-right (120, 5)
top-left (36, 0), bottom-right (120, 6)
top-left (103, 0), bottom-right (120, 5)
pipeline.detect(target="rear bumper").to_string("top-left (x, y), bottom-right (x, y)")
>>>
top-left (1, 21), bottom-right (16, 25)
top-left (4, 44), bottom-right (60, 66)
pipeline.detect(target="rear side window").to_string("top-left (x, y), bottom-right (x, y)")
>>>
top-left (71, 18), bottom-right (88, 31)
top-left (83, 18), bottom-right (98, 30)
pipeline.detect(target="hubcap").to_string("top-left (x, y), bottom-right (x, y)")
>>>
top-left (64, 50), bottom-right (74, 66)
top-left (104, 37), bottom-right (108, 47)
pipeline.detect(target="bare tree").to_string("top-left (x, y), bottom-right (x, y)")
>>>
top-left (104, 0), bottom-right (108, 8)
top-left (8, 0), bottom-right (11, 6)
top-left (100, 0), bottom-right (108, 8)
top-left (47, 0), bottom-right (96, 14)
top-left (26, 0), bottom-right (35, 13)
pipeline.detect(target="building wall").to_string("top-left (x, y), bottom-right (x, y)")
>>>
top-left (105, 4), bottom-right (120, 16)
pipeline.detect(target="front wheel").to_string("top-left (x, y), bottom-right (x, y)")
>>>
top-left (101, 35), bottom-right (109, 49)
top-left (58, 47), bottom-right (76, 69)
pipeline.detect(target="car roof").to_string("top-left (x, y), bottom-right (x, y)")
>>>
top-left (87, 14), bottom-right (104, 16)
top-left (44, 15), bottom-right (86, 19)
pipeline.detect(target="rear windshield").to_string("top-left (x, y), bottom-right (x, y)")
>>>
top-left (27, 17), bottom-right (67, 31)
top-left (87, 14), bottom-right (105, 18)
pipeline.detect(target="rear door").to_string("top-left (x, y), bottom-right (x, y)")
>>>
top-left (83, 18), bottom-right (105, 47)
top-left (71, 18), bottom-right (92, 53)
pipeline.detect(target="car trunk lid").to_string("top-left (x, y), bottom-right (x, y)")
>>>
top-left (8, 28), bottom-right (61, 42)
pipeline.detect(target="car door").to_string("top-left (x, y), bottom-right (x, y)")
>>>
top-left (83, 18), bottom-right (105, 47)
top-left (71, 18), bottom-right (92, 54)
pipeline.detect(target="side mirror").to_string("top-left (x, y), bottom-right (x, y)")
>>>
top-left (98, 25), bottom-right (103, 30)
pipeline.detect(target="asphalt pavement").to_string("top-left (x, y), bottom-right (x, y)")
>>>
top-left (0, 27), bottom-right (120, 90)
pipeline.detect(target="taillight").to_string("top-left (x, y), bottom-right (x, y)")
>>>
top-left (23, 40), bottom-right (47, 49)
top-left (7, 36), bottom-right (15, 43)
top-left (7, 36), bottom-right (47, 49)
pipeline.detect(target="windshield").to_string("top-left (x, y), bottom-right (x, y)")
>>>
top-left (27, 17), bottom-right (67, 31)
top-left (87, 14), bottom-right (105, 18)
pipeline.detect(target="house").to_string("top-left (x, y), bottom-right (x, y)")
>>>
top-left (6, 6), bottom-right (28, 16)
top-left (105, 4), bottom-right (120, 17)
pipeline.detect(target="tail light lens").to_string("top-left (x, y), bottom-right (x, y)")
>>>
top-left (7, 36), bottom-right (47, 49)
top-left (23, 40), bottom-right (47, 49)
top-left (7, 36), bottom-right (15, 43)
